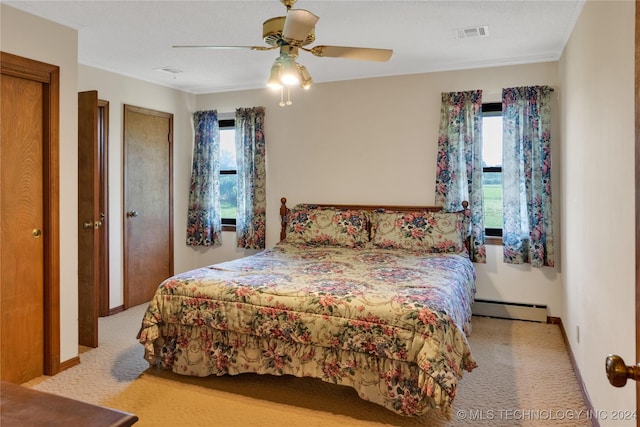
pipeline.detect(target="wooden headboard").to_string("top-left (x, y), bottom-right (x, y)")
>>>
top-left (279, 197), bottom-right (469, 242)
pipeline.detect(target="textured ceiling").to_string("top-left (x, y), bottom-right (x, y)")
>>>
top-left (4, 0), bottom-right (585, 94)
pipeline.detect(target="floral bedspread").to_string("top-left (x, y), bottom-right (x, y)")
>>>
top-left (137, 242), bottom-right (477, 417)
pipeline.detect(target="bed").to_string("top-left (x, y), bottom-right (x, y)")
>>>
top-left (137, 198), bottom-right (477, 417)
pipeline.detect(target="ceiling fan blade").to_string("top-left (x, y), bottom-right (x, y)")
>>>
top-left (309, 45), bottom-right (393, 62)
top-left (172, 45), bottom-right (274, 51)
top-left (282, 9), bottom-right (319, 42)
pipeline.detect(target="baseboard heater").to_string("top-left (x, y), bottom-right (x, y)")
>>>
top-left (472, 299), bottom-right (548, 323)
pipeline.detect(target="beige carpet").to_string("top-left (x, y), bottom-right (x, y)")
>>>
top-left (24, 304), bottom-right (592, 426)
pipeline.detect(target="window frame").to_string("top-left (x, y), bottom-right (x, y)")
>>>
top-left (219, 118), bottom-right (237, 231)
top-left (482, 102), bottom-right (503, 240)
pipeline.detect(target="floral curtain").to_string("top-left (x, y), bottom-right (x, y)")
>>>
top-left (186, 110), bottom-right (222, 247)
top-left (235, 107), bottom-right (266, 249)
top-left (434, 90), bottom-right (486, 263)
top-left (502, 86), bottom-right (554, 267)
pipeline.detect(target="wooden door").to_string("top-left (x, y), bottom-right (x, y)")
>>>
top-left (78, 90), bottom-right (100, 347)
top-left (123, 105), bottom-right (173, 308)
top-left (0, 52), bottom-right (60, 383)
top-left (1, 73), bottom-right (44, 382)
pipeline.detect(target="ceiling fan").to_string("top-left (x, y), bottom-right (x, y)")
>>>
top-left (173, 0), bottom-right (393, 104)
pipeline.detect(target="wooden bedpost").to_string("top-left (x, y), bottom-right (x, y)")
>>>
top-left (280, 197), bottom-right (288, 241)
top-left (461, 200), bottom-right (471, 253)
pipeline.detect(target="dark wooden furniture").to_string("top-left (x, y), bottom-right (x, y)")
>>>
top-left (0, 381), bottom-right (138, 426)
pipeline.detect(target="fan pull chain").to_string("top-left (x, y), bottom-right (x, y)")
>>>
top-left (278, 87), bottom-right (293, 107)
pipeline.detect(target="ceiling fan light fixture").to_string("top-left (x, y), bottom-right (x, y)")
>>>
top-left (279, 55), bottom-right (300, 86)
top-left (175, 0), bottom-right (394, 104)
top-left (298, 65), bottom-right (313, 90)
top-left (267, 60), bottom-right (283, 89)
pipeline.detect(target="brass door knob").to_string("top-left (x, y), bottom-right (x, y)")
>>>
top-left (605, 354), bottom-right (640, 387)
top-left (32, 228), bottom-right (42, 238)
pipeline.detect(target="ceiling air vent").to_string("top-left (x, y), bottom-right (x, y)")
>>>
top-left (154, 67), bottom-right (184, 76)
top-left (456, 25), bottom-right (489, 39)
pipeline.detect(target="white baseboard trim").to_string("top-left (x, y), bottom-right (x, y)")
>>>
top-left (472, 299), bottom-right (547, 322)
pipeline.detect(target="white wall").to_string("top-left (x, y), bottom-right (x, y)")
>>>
top-left (560, 1), bottom-right (636, 424)
top-left (196, 62), bottom-right (565, 315)
top-left (1, 5), bottom-right (79, 364)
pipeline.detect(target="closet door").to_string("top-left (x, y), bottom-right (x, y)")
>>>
top-left (1, 73), bottom-right (44, 383)
top-left (123, 104), bottom-right (173, 308)
top-left (1, 51), bottom-right (60, 383)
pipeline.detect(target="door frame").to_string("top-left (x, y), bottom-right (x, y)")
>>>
top-left (98, 99), bottom-right (110, 317)
top-left (634, 0), bottom-right (640, 418)
top-left (1, 51), bottom-right (61, 376)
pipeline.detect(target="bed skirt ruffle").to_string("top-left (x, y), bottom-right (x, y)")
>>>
top-left (139, 323), bottom-right (476, 417)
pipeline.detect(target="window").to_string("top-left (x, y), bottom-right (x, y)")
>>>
top-left (219, 119), bottom-right (237, 228)
top-left (482, 103), bottom-right (503, 237)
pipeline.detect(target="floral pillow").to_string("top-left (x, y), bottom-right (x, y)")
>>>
top-left (371, 209), bottom-right (468, 253)
top-left (286, 204), bottom-right (370, 247)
